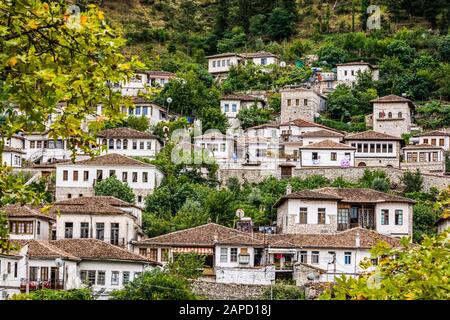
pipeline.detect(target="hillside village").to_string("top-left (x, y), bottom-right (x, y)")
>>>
top-left (0, 0), bottom-right (449, 301)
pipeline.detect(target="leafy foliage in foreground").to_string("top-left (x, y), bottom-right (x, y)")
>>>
top-left (11, 288), bottom-right (93, 300)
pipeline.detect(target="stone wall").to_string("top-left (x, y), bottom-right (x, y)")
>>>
top-left (190, 279), bottom-right (268, 300)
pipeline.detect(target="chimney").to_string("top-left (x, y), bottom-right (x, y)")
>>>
top-left (355, 231), bottom-right (361, 248)
top-left (286, 183), bottom-right (292, 195)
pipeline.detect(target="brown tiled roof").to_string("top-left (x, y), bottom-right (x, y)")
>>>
top-left (279, 118), bottom-right (342, 134)
top-left (371, 95), bottom-right (412, 103)
top-left (417, 130), bottom-right (450, 137)
top-left (137, 70), bottom-right (176, 77)
top-left (13, 240), bottom-right (80, 261)
top-left (50, 196), bottom-right (139, 217)
top-left (221, 94), bottom-right (263, 102)
top-left (336, 61), bottom-right (378, 69)
top-left (57, 153), bottom-right (155, 167)
top-left (241, 51), bottom-right (279, 59)
top-left (402, 144), bottom-right (444, 150)
top-left (50, 239), bottom-right (156, 263)
top-left (246, 122), bottom-right (280, 130)
top-left (2, 146), bottom-right (26, 154)
top-left (300, 130), bottom-right (344, 138)
top-left (97, 127), bottom-right (159, 140)
top-left (300, 140), bottom-right (356, 150)
top-left (315, 188), bottom-right (415, 204)
top-left (136, 223), bottom-right (251, 247)
top-left (273, 190), bottom-right (342, 208)
top-left (3, 204), bottom-right (56, 221)
top-left (206, 52), bottom-right (242, 59)
top-left (345, 130), bottom-right (402, 141)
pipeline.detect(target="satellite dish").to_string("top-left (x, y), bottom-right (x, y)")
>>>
top-left (166, 97), bottom-right (173, 104)
top-left (187, 127), bottom-right (193, 133)
top-left (236, 209), bottom-right (245, 219)
top-left (163, 126), bottom-right (170, 133)
top-left (55, 258), bottom-right (64, 267)
top-left (280, 61), bottom-right (287, 68)
top-left (306, 272), bottom-right (319, 281)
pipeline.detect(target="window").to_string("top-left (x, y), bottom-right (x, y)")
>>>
top-left (116, 139), bottom-right (122, 150)
top-left (111, 271), bottom-right (120, 285)
top-left (96, 170), bottom-right (103, 181)
top-left (363, 144), bottom-right (369, 153)
top-left (299, 251), bottom-right (307, 264)
top-left (398, 112), bottom-right (402, 118)
top-left (161, 249), bottom-right (169, 262)
top-left (431, 139), bottom-right (437, 146)
top-left (30, 141), bottom-right (35, 148)
top-left (287, 99), bottom-right (291, 107)
top-left (304, 99), bottom-right (308, 106)
top-left (14, 262), bottom-right (18, 278)
top-left (96, 223), bottom-right (104, 240)
top-left (132, 172), bottom-right (138, 183)
top-left (370, 144), bottom-right (375, 153)
top-left (123, 139), bottom-right (128, 150)
top-left (395, 210), bottom-right (403, 225)
top-left (388, 112), bottom-right (392, 118)
top-left (40, 267), bottom-right (49, 281)
top-left (83, 171), bottom-right (89, 181)
top-left (149, 249), bottom-right (157, 261)
top-left (71, 170), bottom-right (78, 182)
top-left (109, 170), bottom-right (116, 177)
top-left (224, 104), bottom-right (229, 112)
top-left (220, 144), bottom-right (226, 152)
top-left (65, 222), bottom-right (73, 238)
top-left (67, 194), bottom-right (72, 199)
top-left (232, 104), bottom-right (237, 112)
top-left (318, 208), bottom-right (326, 224)
top-left (299, 208), bottom-right (308, 224)
top-left (37, 221), bottom-right (41, 235)
top-left (111, 223), bottom-right (120, 245)
top-left (135, 106), bottom-right (141, 115)
top-left (423, 139), bottom-right (429, 144)
top-left (331, 152), bottom-right (337, 161)
top-left (143, 172), bottom-right (148, 183)
top-left (80, 222), bottom-right (89, 238)
top-left (212, 61), bottom-right (216, 68)
top-left (143, 107), bottom-right (148, 116)
top-left (97, 271), bottom-right (105, 286)
top-left (132, 141), bottom-right (137, 150)
top-left (261, 58), bottom-right (267, 65)
top-left (381, 210), bottom-right (389, 225)
top-left (29, 267), bottom-right (39, 281)
top-left (388, 144), bottom-right (393, 153)
top-left (140, 142), bottom-right (145, 150)
top-left (312, 152), bottom-right (319, 161)
top-left (123, 272), bottom-right (130, 285)
top-left (440, 139), bottom-right (445, 147)
top-left (230, 248), bottom-right (238, 263)
top-left (138, 196), bottom-right (142, 203)
top-left (147, 141), bottom-right (152, 150)
top-left (122, 172), bottom-right (128, 183)
top-left (63, 170), bottom-right (68, 181)
top-left (109, 139), bottom-right (114, 150)
top-left (139, 248), bottom-right (147, 257)
top-left (220, 248), bottom-right (228, 263)
top-left (295, 99), bottom-right (300, 106)
top-left (344, 252), bottom-right (352, 265)
top-left (311, 251), bottom-right (319, 264)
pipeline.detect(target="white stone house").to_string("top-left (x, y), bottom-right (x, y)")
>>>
top-left (372, 95), bottom-right (414, 138)
top-left (401, 144), bottom-right (445, 174)
top-left (0, 250), bottom-right (23, 299)
top-left (220, 94), bottom-right (265, 128)
top-left (194, 132), bottom-right (235, 164)
top-left (0, 239), bottom-right (159, 300)
top-left (336, 61), bottom-right (379, 87)
top-left (344, 131), bottom-right (402, 168)
top-left (118, 70), bottom-right (175, 96)
top-left (97, 127), bottom-right (162, 159)
top-left (4, 205), bottom-right (55, 241)
top-left (417, 130), bottom-right (450, 151)
top-left (1, 135), bottom-right (25, 168)
top-left (299, 140), bottom-right (356, 168)
top-left (241, 52), bottom-right (280, 68)
top-left (280, 87), bottom-right (327, 123)
top-left (436, 215), bottom-right (450, 235)
top-left (51, 196), bottom-right (144, 251)
top-left (22, 131), bottom-right (72, 164)
top-left (55, 153), bottom-right (164, 207)
top-left (274, 188), bottom-right (414, 238)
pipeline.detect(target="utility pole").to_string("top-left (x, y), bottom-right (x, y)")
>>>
top-left (25, 253), bottom-right (29, 295)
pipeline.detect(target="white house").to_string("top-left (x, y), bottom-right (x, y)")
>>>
top-left (118, 70), bottom-right (175, 96)
top-left (417, 130), bottom-right (450, 151)
top-left (55, 153), bottom-right (164, 207)
top-left (336, 61), bottom-right (379, 87)
top-left (299, 140), bottom-right (356, 168)
top-left (372, 95), bottom-right (414, 138)
top-left (97, 127), bottom-right (162, 159)
top-left (51, 196), bottom-right (144, 251)
top-left (274, 187), bottom-right (414, 237)
top-left (4, 205), bottom-right (55, 241)
top-left (2, 146), bottom-right (25, 168)
top-left (0, 239), bottom-right (159, 300)
top-left (401, 144), bottom-right (445, 174)
top-left (241, 51), bottom-right (280, 67)
top-left (344, 130), bottom-right (402, 168)
top-left (23, 131), bottom-right (72, 164)
top-left (220, 94), bottom-right (265, 128)
top-left (194, 132), bottom-right (235, 164)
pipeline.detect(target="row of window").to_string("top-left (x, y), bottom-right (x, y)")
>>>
top-left (298, 251), bottom-right (353, 265)
top-left (378, 111), bottom-right (403, 119)
top-left (64, 222), bottom-right (122, 245)
top-left (422, 138), bottom-right (445, 147)
top-left (350, 143), bottom-right (394, 154)
top-left (311, 152), bottom-right (352, 161)
top-left (101, 139), bottom-right (153, 151)
top-left (220, 247), bottom-right (240, 263)
top-left (62, 170), bottom-right (151, 184)
top-left (9, 221), bottom-right (40, 235)
top-left (80, 270), bottom-right (140, 286)
top-left (29, 140), bottom-right (64, 149)
top-left (381, 209), bottom-right (403, 226)
top-left (139, 248), bottom-right (169, 262)
top-left (211, 59), bottom-right (231, 68)
top-left (286, 99), bottom-right (308, 107)
top-left (223, 104), bottom-right (238, 113)
top-left (201, 143), bottom-right (227, 153)
top-left (405, 151), bottom-right (439, 163)
top-left (298, 208), bottom-right (327, 224)
top-left (0, 261), bottom-right (19, 278)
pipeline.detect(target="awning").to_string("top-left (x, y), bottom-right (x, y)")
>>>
top-left (268, 248), bottom-right (297, 254)
top-left (172, 247), bottom-right (214, 255)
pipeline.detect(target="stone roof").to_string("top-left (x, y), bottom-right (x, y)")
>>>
top-left (300, 130), bottom-right (344, 138)
top-left (136, 70), bottom-right (176, 77)
top-left (2, 146), bottom-right (26, 154)
top-left (135, 223), bottom-right (251, 247)
top-left (50, 196), bottom-right (139, 217)
top-left (417, 130), bottom-right (450, 137)
top-left (13, 240), bottom-right (80, 261)
top-left (221, 94), bottom-right (264, 102)
top-left (402, 144), bottom-right (444, 150)
top-left (240, 51), bottom-right (279, 59)
top-left (97, 127), bottom-right (159, 140)
top-left (371, 95), bottom-right (413, 104)
top-left (246, 122), bottom-right (280, 130)
top-left (279, 118), bottom-right (341, 133)
top-left (3, 204), bottom-right (56, 221)
top-left (206, 52), bottom-right (242, 59)
top-left (345, 130), bottom-right (402, 141)
top-left (274, 188), bottom-right (415, 208)
top-left (336, 61), bottom-right (378, 69)
top-left (300, 140), bottom-right (356, 150)
top-left (57, 153), bottom-right (156, 167)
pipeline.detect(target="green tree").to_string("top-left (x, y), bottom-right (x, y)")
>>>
top-left (125, 116), bottom-right (150, 132)
top-left (261, 281), bottom-right (305, 300)
top-left (319, 232), bottom-right (450, 300)
top-left (110, 269), bottom-right (198, 300)
top-left (371, 177), bottom-right (390, 193)
top-left (401, 170), bottom-right (424, 194)
top-left (326, 85), bottom-right (358, 122)
top-left (267, 7), bottom-right (296, 40)
top-left (11, 288), bottom-right (93, 300)
top-left (94, 176), bottom-right (136, 203)
top-left (413, 202), bottom-right (440, 243)
top-left (165, 253), bottom-right (206, 279)
top-left (236, 105), bottom-right (274, 130)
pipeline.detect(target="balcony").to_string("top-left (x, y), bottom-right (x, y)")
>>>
top-left (20, 280), bottom-right (64, 292)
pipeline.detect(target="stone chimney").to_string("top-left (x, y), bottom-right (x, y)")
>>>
top-left (286, 183), bottom-right (292, 195)
top-left (355, 231), bottom-right (361, 248)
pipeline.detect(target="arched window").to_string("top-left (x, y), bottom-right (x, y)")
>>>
top-left (116, 139), bottom-right (122, 150)
top-left (379, 112), bottom-right (384, 118)
top-left (398, 112), bottom-right (402, 118)
top-left (109, 139), bottom-right (114, 150)
top-left (123, 139), bottom-right (128, 150)
top-left (102, 139), bottom-right (107, 146)
top-left (388, 112), bottom-right (392, 118)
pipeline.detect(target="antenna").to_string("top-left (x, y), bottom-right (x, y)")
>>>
top-left (280, 61), bottom-right (287, 68)
top-left (236, 209), bottom-right (245, 219)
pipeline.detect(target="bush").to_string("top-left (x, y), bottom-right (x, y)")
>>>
top-left (94, 176), bottom-right (136, 204)
top-left (261, 282), bottom-right (305, 300)
top-left (11, 288), bottom-right (93, 300)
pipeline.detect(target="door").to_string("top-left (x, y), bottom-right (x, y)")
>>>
top-left (50, 267), bottom-right (59, 289)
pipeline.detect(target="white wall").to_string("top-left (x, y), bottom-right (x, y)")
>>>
top-left (419, 135), bottom-right (450, 151)
top-left (337, 65), bottom-right (378, 84)
top-left (8, 217), bottom-right (52, 241)
top-left (215, 266), bottom-right (275, 285)
top-left (375, 203), bottom-right (412, 237)
top-left (98, 137), bottom-right (161, 159)
top-left (300, 149), bottom-right (355, 167)
top-left (1, 151), bottom-right (23, 168)
top-left (208, 56), bottom-right (241, 74)
top-left (287, 199), bottom-right (337, 225)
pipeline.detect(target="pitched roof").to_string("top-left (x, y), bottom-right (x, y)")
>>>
top-left (206, 52), bottom-right (242, 59)
top-left (241, 51), bottom-right (279, 59)
top-left (136, 70), bottom-right (176, 77)
top-left (300, 140), bottom-right (356, 150)
top-left (50, 196), bottom-right (139, 217)
top-left (2, 146), bottom-right (26, 154)
top-left (402, 144), bottom-right (444, 150)
top-left (246, 122), bottom-right (280, 130)
top-left (274, 188), bottom-right (415, 208)
top-left (345, 130), bottom-right (402, 141)
top-left (336, 61), bottom-right (378, 69)
top-left (97, 127), bottom-right (159, 140)
top-left (221, 94), bottom-right (264, 102)
top-left (3, 204), bottom-right (56, 221)
top-left (57, 153), bottom-right (156, 167)
top-left (300, 130), bottom-right (344, 138)
top-left (279, 118), bottom-right (342, 133)
top-left (371, 95), bottom-right (413, 104)
top-left (13, 240), bottom-right (80, 261)
top-left (135, 223), bottom-right (251, 247)
top-left (417, 130), bottom-right (450, 137)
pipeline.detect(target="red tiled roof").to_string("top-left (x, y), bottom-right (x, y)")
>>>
top-left (98, 127), bottom-right (159, 140)
top-left (300, 140), bottom-right (356, 150)
top-left (3, 204), bottom-right (56, 221)
top-left (371, 95), bottom-right (413, 104)
top-left (221, 94), bottom-right (264, 102)
top-left (417, 130), bottom-right (450, 137)
top-left (300, 130), bottom-right (344, 138)
top-left (402, 144), bottom-right (444, 150)
top-left (336, 61), bottom-right (378, 69)
top-left (2, 146), bottom-right (26, 154)
top-left (345, 130), bottom-right (402, 141)
top-left (279, 118), bottom-right (342, 134)
top-left (273, 190), bottom-right (342, 208)
top-left (57, 153), bottom-right (156, 167)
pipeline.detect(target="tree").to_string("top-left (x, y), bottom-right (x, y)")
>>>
top-left (236, 105), bottom-right (274, 130)
top-left (11, 288), bottom-right (93, 300)
top-left (326, 85), bottom-right (358, 122)
top-left (261, 281), bottom-right (305, 300)
top-left (165, 253), bottom-right (206, 279)
top-left (319, 232), bottom-right (450, 300)
top-left (125, 116), bottom-right (150, 132)
top-left (371, 177), bottom-right (390, 193)
top-left (413, 202), bottom-right (440, 243)
top-left (401, 170), bottom-right (424, 194)
top-left (110, 269), bottom-right (198, 300)
top-left (267, 7), bottom-right (296, 40)
top-left (94, 176), bottom-right (136, 203)
top-left (0, 0), bottom-right (134, 252)
top-left (197, 107), bottom-right (229, 134)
